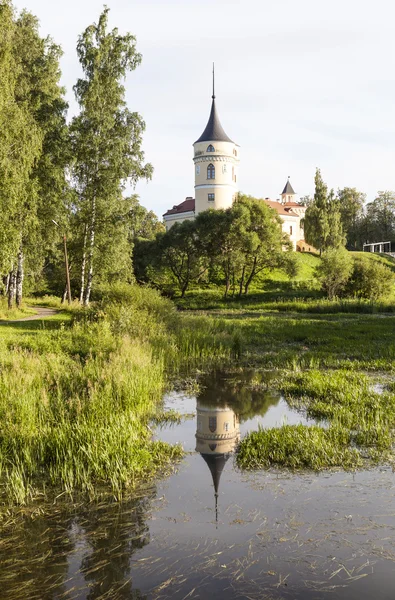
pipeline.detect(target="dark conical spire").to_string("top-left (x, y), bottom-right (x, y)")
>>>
top-left (281, 177), bottom-right (296, 195)
top-left (194, 66), bottom-right (234, 144)
top-left (201, 453), bottom-right (230, 526)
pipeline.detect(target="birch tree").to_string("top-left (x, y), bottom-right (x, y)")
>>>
top-left (0, 1), bottom-right (42, 306)
top-left (11, 10), bottom-right (69, 306)
top-left (71, 8), bottom-right (152, 305)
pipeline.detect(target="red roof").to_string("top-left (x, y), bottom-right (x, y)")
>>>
top-left (163, 197), bottom-right (301, 218)
top-left (262, 199), bottom-right (298, 217)
top-left (283, 201), bottom-right (303, 208)
top-left (163, 197), bottom-right (195, 217)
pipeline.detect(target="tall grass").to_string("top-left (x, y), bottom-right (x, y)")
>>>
top-left (0, 284), bottom-right (238, 507)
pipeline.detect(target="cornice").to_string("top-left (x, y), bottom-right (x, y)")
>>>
top-left (193, 155), bottom-right (239, 164)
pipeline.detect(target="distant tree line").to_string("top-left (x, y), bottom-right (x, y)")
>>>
top-left (304, 168), bottom-right (395, 253)
top-left (134, 195), bottom-right (297, 298)
top-left (304, 169), bottom-right (395, 299)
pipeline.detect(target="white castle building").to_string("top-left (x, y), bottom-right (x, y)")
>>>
top-left (163, 74), bottom-right (311, 252)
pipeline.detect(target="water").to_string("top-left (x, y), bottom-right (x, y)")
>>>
top-left (2, 370), bottom-right (395, 599)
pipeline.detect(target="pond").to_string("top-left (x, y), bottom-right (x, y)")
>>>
top-left (1, 370), bottom-right (395, 599)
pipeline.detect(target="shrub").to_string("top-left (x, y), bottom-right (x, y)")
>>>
top-left (347, 257), bottom-right (395, 300)
top-left (315, 247), bottom-right (353, 299)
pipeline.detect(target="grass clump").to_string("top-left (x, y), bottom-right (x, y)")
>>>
top-left (237, 424), bottom-right (361, 470)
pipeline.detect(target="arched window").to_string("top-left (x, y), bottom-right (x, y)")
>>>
top-left (209, 416), bottom-right (217, 432)
top-left (207, 163), bottom-right (215, 179)
top-left (207, 144), bottom-right (215, 152)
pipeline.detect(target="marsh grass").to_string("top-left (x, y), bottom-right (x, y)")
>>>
top-left (237, 424), bottom-right (361, 470)
top-left (238, 370), bottom-right (395, 470)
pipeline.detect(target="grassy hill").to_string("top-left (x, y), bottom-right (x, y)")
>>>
top-left (177, 251), bottom-right (395, 311)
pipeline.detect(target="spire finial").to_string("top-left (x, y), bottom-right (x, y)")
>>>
top-left (212, 63), bottom-right (215, 100)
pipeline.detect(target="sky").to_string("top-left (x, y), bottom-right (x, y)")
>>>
top-left (17, 0), bottom-right (395, 217)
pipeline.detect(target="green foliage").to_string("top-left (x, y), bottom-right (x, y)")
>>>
top-left (365, 191), bottom-right (395, 242)
top-left (315, 247), bottom-right (353, 299)
top-left (128, 195), bottom-right (165, 240)
top-left (159, 220), bottom-right (207, 298)
top-left (142, 196), bottom-right (296, 298)
top-left (70, 7), bottom-right (153, 304)
top-left (304, 169), bottom-right (345, 253)
top-left (0, 1), bottom-right (42, 272)
top-left (337, 187), bottom-right (365, 250)
top-left (347, 255), bottom-right (395, 300)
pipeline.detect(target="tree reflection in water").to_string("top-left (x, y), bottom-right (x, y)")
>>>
top-left (0, 491), bottom-right (154, 599)
top-left (197, 369), bottom-right (280, 422)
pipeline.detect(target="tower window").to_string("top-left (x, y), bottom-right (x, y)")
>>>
top-left (207, 144), bottom-right (215, 152)
top-left (232, 166), bottom-right (235, 181)
top-left (209, 416), bottom-right (217, 432)
top-left (208, 193), bottom-right (215, 202)
top-left (207, 163), bottom-right (215, 179)
top-left (196, 165), bottom-right (200, 175)
top-left (290, 226), bottom-right (293, 235)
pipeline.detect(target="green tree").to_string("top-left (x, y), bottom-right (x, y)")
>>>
top-left (337, 187), bottom-right (365, 249)
top-left (195, 197), bottom-right (296, 297)
top-left (71, 8), bottom-right (152, 305)
top-left (128, 196), bottom-right (165, 240)
top-left (11, 9), bottom-right (69, 306)
top-left (315, 247), bottom-right (353, 299)
top-left (0, 1), bottom-right (42, 306)
top-left (159, 220), bottom-right (207, 297)
top-left (235, 195), bottom-right (295, 296)
top-left (196, 207), bottom-right (245, 298)
top-left (304, 169), bottom-right (345, 254)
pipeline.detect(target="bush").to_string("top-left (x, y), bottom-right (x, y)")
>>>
top-left (315, 247), bottom-right (353, 299)
top-left (347, 257), bottom-right (395, 300)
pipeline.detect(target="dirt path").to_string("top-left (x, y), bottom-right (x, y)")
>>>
top-left (0, 306), bottom-right (58, 323)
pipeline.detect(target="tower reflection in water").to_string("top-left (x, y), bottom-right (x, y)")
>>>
top-left (195, 400), bottom-right (240, 524)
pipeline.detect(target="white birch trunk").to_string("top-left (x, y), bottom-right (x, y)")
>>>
top-left (16, 247), bottom-right (24, 308)
top-left (79, 224), bottom-right (88, 305)
top-left (4, 273), bottom-right (10, 296)
top-left (8, 265), bottom-right (16, 309)
top-left (84, 198), bottom-right (96, 306)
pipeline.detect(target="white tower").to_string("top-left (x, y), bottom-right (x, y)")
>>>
top-left (193, 67), bottom-right (240, 215)
top-left (195, 401), bottom-right (240, 523)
